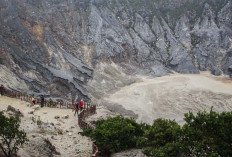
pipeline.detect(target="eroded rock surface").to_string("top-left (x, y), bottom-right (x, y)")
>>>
top-left (0, 0), bottom-right (231, 100)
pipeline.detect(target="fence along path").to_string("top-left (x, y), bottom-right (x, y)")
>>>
top-left (4, 89), bottom-right (73, 109)
top-left (3, 88), bottom-right (99, 157)
top-left (78, 106), bottom-right (99, 156)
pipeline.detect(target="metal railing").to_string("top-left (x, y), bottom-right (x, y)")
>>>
top-left (3, 88), bottom-right (72, 108)
top-left (78, 105), bottom-right (99, 156)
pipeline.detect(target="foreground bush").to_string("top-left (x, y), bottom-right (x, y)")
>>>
top-left (142, 109), bottom-right (232, 157)
top-left (182, 109), bottom-right (232, 156)
top-left (141, 119), bottom-right (183, 157)
top-left (83, 115), bottom-right (145, 156)
top-left (0, 113), bottom-right (28, 157)
top-left (83, 109), bottom-right (232, 157)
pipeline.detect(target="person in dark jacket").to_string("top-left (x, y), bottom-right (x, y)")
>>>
top-left (40, 95), bottom-right (45, 108)
top-left (74, 101), bottom-right (79, 116)
top-left (0, 84), bottom-right (4, 96)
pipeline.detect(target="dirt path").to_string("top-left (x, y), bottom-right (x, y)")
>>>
top-left (0, 96), bottom-right (92, 157)
top-left (105, 72), bottom-right (232, 125)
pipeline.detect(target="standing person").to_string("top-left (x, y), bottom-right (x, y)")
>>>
top-left (29, 96), bottom-right (32, 104)
top-left (74, 101), bottom-right (79, 116)
top-left (0, 84), bottom-right (4, 96)
top-left (31, 96), bottom-right (35, 105)
top-left (79, 98), bottom-right (84, 112)
top-left (40, 95), bottom-right (45, 108)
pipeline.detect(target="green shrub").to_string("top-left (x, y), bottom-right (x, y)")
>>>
top-left (143, 109), bottom-right (232, 156)
top-left (84, 115), bottom-right (144, 156)
top-left (82, 109), bottom-right (232, 157)
top-left (48, 98), bottom-right (54, 107)
top-left (31, 116), bottom-right (35, 123)
top-left (182, 109), bottom-right (232, 156)
top-left (37, 116), bottom-right (42, 128)
top-left (142, 119), bottom-right (182, 157)
top-left (0, 113), bottom-right (28, 157)
top-left (81, 127), bottom-right (93, 137)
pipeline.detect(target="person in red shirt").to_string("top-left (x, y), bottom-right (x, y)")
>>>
top-left (79, 98), bottom-right (84, 112)
top-left (0, 84), bottom-right (4, 96)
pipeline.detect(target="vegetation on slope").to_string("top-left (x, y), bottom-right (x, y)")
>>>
top-left (82, 108), bottom-right (232, 156)
top-left (0, 113), bottom-right (28, 157)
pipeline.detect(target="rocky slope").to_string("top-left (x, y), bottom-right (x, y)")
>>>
top-left (0, 96), bottom-right (93, 157)
top-left (0, 0), bottom-right (232, 101)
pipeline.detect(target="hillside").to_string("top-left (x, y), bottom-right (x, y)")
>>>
top-left (0, 0), bottom-right (232, 101)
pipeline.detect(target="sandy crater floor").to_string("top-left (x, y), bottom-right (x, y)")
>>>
top-left (106, 72), bottom-right (232, 125)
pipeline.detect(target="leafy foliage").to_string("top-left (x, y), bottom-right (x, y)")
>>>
top-left (48, 98), bottom-right (55, 107)
top-left (0, 113), bottom-right (28, 157)
top-left (36, 116), bottom-right (42, 128)
top-left (31, 116), bottom-right (42, 128)
top-left (83, 115), bottom-right (144, 156)
top-left (141, 119), bottom-right (182, 157)
top-left (182, 109), bottom-right (232, 156)
top-left (82, 109), bottom-right (232, 157)
top-left (142, 109), bottom-right (232, 156)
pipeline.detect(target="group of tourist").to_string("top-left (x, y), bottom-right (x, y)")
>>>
top-left (74, 98), bottom-right (84, 116)
top-left (29, 95), bottom-right (45, 107)
top-left (28, 93), bottom-right (85, 115)
top-left (0, 84), bottom-right (86, 115)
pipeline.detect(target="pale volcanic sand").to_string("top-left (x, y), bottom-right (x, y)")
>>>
top-left (106, 72), bottom-right (232, 125)
top-left (0, 96), bottom-right (92, 157)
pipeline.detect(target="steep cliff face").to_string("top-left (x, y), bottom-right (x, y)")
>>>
top-left (0, 0), bottom-right (231, 100)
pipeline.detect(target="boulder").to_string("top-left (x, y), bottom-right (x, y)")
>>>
top-left (28, 111), bottom-right (34, 114)
top-left (56, 123), bottom-right (61, 126)
top-left (7, 105), bottom-right (23, 117)
top-left (32, 105), bottom-right (40, 110)
top-left (54, 116), bottom-right (60, 119)
top-left (62, 115), bottom-right (69, 119)
top-left (211, 68), bottom-right (222, 76)
top-left (0, 109), bottom-right (6, 114)
top-left (31, 135), bottom-right (36, 138)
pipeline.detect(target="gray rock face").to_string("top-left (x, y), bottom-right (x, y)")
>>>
top-left (222, 50), bottom-right (232, 76)
top-left (0, 0), bottom-right (231, 100)
top-left (7, 105), bottom-right (23, 117)
top-left (134, 14), bottom-right (156, 43)
top-left (20, 136), bottom-right (60, 157)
